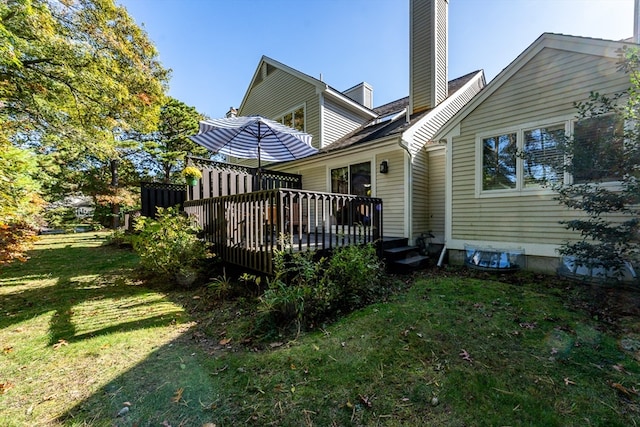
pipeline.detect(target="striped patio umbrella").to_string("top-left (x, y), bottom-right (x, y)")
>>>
top-left (189, 115), bottom-right (316, 170)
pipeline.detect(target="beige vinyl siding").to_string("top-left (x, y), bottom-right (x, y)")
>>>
top-left (434, 0), bottom-right (448, 104)
top-left (241, 68), bottom-right (321, 150)
top-left (451, 48), bottom-right (630, 250)
top-left (299, 165), bottom-right (326, 192)
top-left (411, 148), bottom-right (429, 240)
top-left (427, 149), bottom-right (446, 242)
top-left (376, 149), bottom-right (407, 237)
top-left (323, 99), bottom-right (370, 147)
top-left (410, 0), bottom-right (432, 112)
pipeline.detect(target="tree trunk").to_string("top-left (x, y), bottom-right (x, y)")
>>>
top-left (110, 158), bottom-right (120, 229)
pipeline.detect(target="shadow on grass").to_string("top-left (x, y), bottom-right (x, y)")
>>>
top-left (0, 238), bottom-right (169, 346)
top-left (56, 335), bottom-right (218, 426)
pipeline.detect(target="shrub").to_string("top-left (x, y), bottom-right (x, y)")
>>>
top-left (132, 207), bottom-right (211, 286)
top-left (258, 243), bottom-right (384, 331)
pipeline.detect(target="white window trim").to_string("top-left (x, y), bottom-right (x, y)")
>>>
top-left (475, 115), bottom-right (576, 198)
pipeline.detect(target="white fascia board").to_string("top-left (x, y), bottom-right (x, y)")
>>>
top-left (402, 70), bottom-right (485, 150)
top-left (323, 87), bottom-right (379, 119)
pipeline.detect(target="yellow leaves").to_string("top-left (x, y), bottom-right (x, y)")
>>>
top-left (0, 382), bottom-right (14, 394)
top-left (52, 339), bottom-right (68, 349)
top-left (171, 387), bottom-right (184, 403)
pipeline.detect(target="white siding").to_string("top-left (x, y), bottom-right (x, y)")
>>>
top-left (323, 99), bottom-right (370, 148)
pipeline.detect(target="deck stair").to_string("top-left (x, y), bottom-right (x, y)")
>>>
top-left (381, 237), bottom-right (429, 271)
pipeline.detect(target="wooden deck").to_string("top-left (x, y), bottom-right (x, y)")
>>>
top-left (184, 188), bottom-right (383, 274)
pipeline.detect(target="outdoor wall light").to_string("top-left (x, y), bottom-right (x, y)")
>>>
top-left (379, 160), bottom-right (389, 174)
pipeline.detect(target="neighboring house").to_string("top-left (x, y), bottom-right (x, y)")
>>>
top-left (433, 33), bottom-right (635, 273)
top-left (234, 0), bottom-right (485, 247)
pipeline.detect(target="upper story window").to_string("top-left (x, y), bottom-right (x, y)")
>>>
top-left (478, 115), bottom-right (624, 196)
top-left (275, 105), bottom-right (305, 132)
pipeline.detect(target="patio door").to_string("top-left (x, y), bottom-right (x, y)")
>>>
top-left (330, 162), bottom-right (371, 224)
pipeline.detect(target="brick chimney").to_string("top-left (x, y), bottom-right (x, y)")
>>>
top-left (410, 0), bottom-right (448, 115)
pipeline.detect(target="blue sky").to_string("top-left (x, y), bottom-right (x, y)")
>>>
top-left (118, 0), bottom-right (634, 119)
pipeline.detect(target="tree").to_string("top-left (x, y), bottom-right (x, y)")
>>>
top-left (1, 0), bottom-right (170, 229)
top-left (554, 46), bottom-right (640, 280)
top-left (143, 97), bottom-right (208, 183)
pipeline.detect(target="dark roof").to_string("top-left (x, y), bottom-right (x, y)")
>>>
top-left (320, 70), bottom-right (481, 153)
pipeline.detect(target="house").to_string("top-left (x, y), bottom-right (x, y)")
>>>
top-left (187, 0), bottom-right (635, 276)
top-left (231, 0), bottom-right (484, 250)
top-left (433, 33), bottom-right (635, 273)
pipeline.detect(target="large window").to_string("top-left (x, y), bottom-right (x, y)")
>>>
top-left (572, 114), bottom-right (624, 183)
top-left (478, 116), bottom-right (625, 195)
top-left (275, 105), bottom-right (305, 131)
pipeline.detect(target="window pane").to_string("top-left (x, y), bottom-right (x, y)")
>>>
top-left (523, 125), bottom-right (565, 187)
top-left (482, 133), bottom-right (517, 190)
top-left (331, 167), bottom-right (348, 194)
top-left (293, 107), bottom-right (304, 131)
top-left (350, 162), bottom-right (371, 196)
top-left (573, 115), bottom-right (624, 183)
top-left (283, 113), bottom-right (293, 128)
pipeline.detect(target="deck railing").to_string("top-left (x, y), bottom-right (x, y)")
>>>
top-left (183, 188), bottom-right (383, 274)
top-left (187, 157), bottom-right (302, 201)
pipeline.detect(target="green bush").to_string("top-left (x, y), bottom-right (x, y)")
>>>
top-left (43, 207), bottom-right (76, 229)
top-left (132, 207), bottom-right (210, 286)
top-left (258, 243), bottom-right (384, 330)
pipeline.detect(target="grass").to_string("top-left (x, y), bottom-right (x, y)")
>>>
top-left (1, 233), bottom-right (640, 426)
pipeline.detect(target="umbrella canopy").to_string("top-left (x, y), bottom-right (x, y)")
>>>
top-left (189, 115), bottom-right (317, 169)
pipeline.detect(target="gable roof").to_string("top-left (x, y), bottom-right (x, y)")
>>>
top-left (320, 70), bottom-right (483, 153)
top-left (239, 55), bottom-right (377, 119)
top-left (435, 33), bottom-right (637, 140)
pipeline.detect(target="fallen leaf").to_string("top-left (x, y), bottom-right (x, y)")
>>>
top-left (192, 295), bottom-right (201, 299)
top-left (123, 401), bottom-right (132, 406)
top-left (564, 378), bottom-right (576, 386)
top-left (359, 394), bottom-right (373, 408)
top-left (171, 387), bottom-right (184, 403)
top-left (52, 339), bottom-right (68, 350)
top-left (161, 421), bottom-right (172, 427)
top-left (202, 424), bottom-right (216, 427)
top-left (459, 349), bottom-right (473, 363)
top-left (269, 342), bottom-right (283, 348)
top-left (611, 382), bottom-right (637, 397)
top-left (612, 364), bottom-right (627, 374)
top-left (2, 346), bottom-right (13, 354)
top-left (219, 337), bottom-right (232, 346)
top-left (0, 382), bottom-right (14, 394)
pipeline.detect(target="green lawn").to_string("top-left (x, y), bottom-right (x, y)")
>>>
top-left (1, 233), bottom-right (639, 426)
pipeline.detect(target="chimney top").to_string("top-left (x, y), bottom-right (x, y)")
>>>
top-left (226, 107), bottom-right (237, 118)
